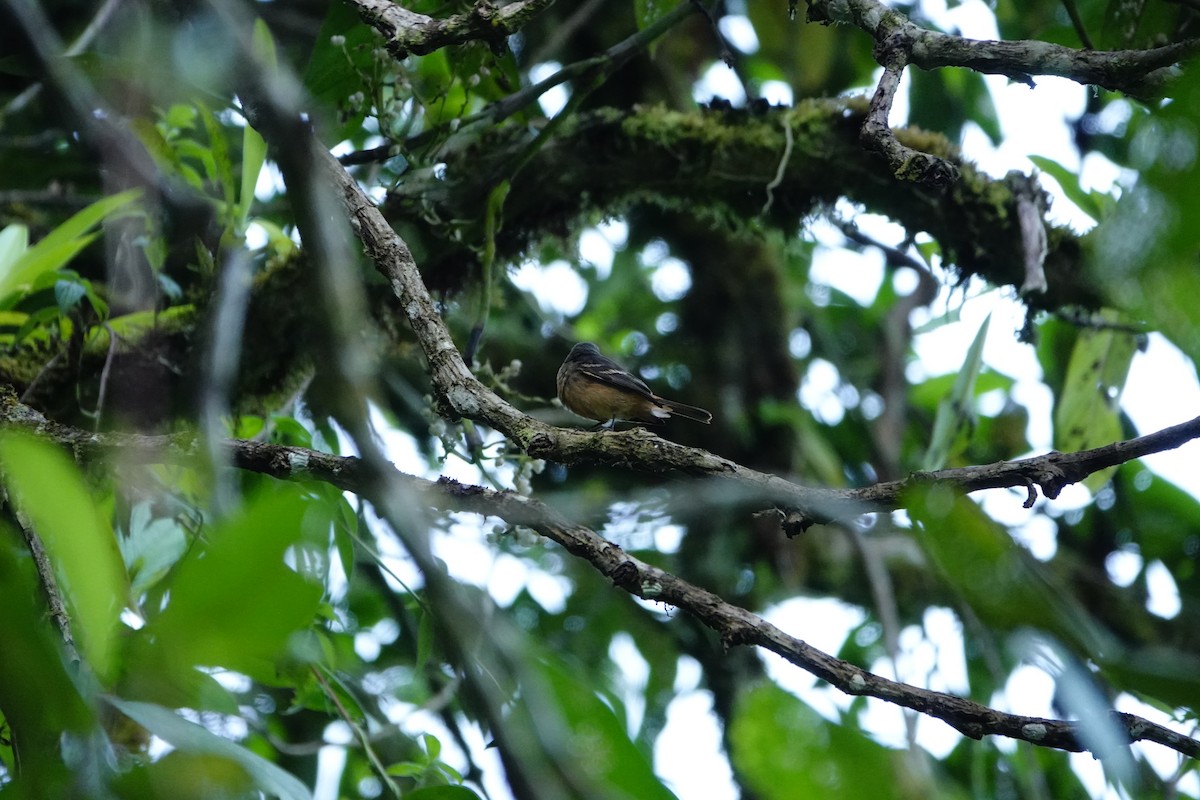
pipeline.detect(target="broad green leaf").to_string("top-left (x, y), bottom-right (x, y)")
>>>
top-left (86, 305), bottom-right (196, 354)
top-left (137, 486), bottom-right (324, 681)
top-left (1053, 308), bottom-right (1137, 491)
top-left (730, 682), bottom-right (907, 800)
top-left (26, 187), bottom-right (142, 255)
top-left (0, 433), bottom-right (128, 680)
top-left (303, 0), bottom-right (377, 141)
top-left (240, 126), bottom-right (267, 231)
top-left (908, 485), bottom-right (1109, 655)
top-left (106, 697), bottom-right (313, 800)
top-left (909, 369), bottom-right (1013, 412)
top-left (923, 313), bottom-right (990, 470)
top-left (0, 235), bottom-right (96, 302)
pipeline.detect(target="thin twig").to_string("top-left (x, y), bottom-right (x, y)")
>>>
top-left (93, 322), bottom-right (119, 430)
top-left (761, 118), bottom-right (793, 215)
top-left (1060, 0), bottom-right (1095, 49)
top-left (311, 666), bottom-right (402, 798)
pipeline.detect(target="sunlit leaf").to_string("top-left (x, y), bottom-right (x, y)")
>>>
top-left (135, 486), bottom-right (325, 680)
top-left (0, 189), bottom-right (141, 303)
top-left (923, 313), bottom-right (990, 470)
top-left (0, 223), bottom-right (29, 272)
top-left (1053, 308), bottom-right (1137, 490)
top-left (1029, 155), bottom-right (1114, 223)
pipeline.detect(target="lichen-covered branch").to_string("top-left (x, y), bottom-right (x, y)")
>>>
top-left (3, 395), bottom-right (1196, 761)
top-left (350, 0), bottom-right (558, 58)
top-left (807, 0), bottom-right (1199, 96)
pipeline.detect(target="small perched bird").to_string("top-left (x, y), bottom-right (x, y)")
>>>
top-left (556, 342), bottom-right (712, 427)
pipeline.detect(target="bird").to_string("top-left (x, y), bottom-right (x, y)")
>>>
top-left (556, 342), bottom-right (712, 427)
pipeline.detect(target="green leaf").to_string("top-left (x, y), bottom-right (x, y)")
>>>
top-left (908, 485), bottom-right (1110, 655)
top-left (0, 189), bottom-right (142, 302)
top-left (422, 731), bottom-right (442, 760)
top-left (245, 14), bottom-right (277, 212)
top-left (240, 123), bottom-right (267, 231)
top-left (416, 607), bottom-right (434, 672)
top-left (303, 1), bottom-right (377, 141)
top-left (0, 433), bottom-right (128, 680)
top-left (923, 313), bottom-right (990, 470)
top-left (1028, 155), bottom-right (1114, 223)
top-left (522, 654), bottom-right (679, 800)
top-left (119, 501), bottom-right (191, 598)
top-left (0, 528), bottom-right (94, 764)
top-left (1053, 309), bottom-right (1137, 491)
top-left (106, 697), bottom-right (313, 800)
top-left (730, 682), bottom-right (904, 799)
top-left (909, 369), bottom-right (1013, 413)
top-left (386, 762), bottom-right (426, 778)
top-left (136, 485), bottom-right (325, 680)
top-left (53, 278), bottom-right (87, 312)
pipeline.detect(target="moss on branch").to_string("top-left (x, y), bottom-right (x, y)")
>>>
top-left (384, 99), bottom-right (1099, 310)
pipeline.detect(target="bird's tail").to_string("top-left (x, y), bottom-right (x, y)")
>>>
top-left (657, 398), bottom-right (713, 424)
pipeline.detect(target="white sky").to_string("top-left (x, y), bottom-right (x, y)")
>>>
top-left (339, 6), bottom-right (1200, 800)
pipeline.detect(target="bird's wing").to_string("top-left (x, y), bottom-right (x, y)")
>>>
top-left (576, 355), bottom-right (656, 400)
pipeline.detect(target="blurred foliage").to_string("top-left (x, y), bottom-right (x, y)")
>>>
top-left (1, 0), bottom-right (1199, 798)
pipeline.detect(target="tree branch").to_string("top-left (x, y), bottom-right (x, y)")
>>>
top-left (349, 0), bottom-right (559, 58)
top-left (308, 133), bottom-right (1200, 527)
top-left (860, 30), bottom-right (959, 186)
top-left (3, 395), bottom-right (1196, 761)
top-left (806, 0), bottom-right (1199, 96)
